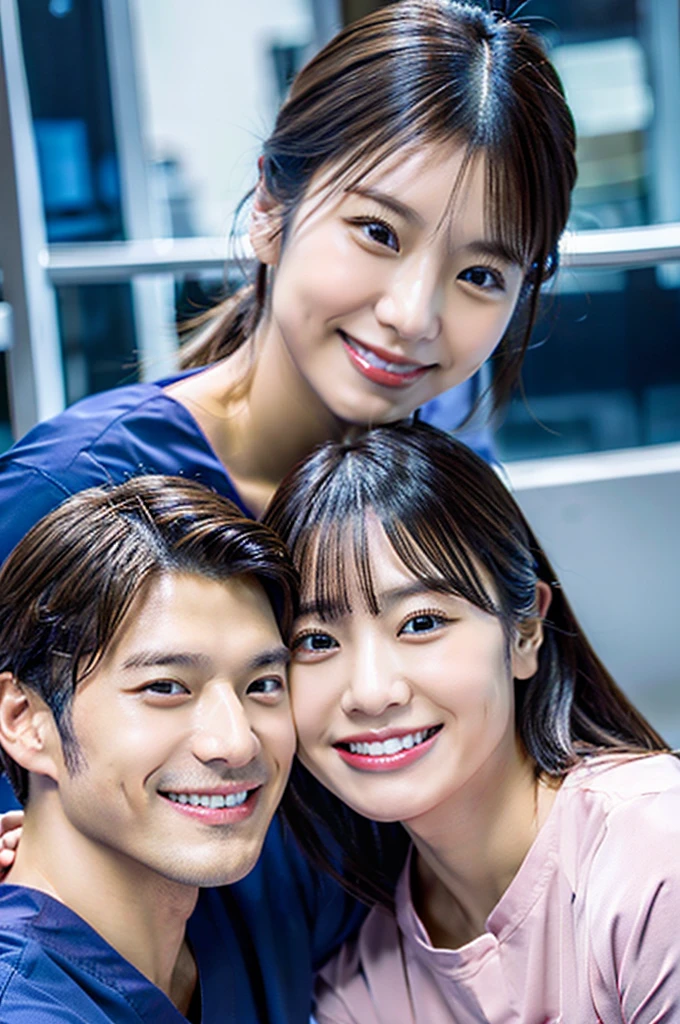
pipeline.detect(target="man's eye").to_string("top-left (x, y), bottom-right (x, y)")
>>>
top-left (292, 632), bottom-right (339, 654)
top-left (143, 680), bottom-right (188, 696)
top-left (247, 677), bottom-right (285, 696)
top-left (458, 265), bottom-right (506, 291)
top-left (399, 613), bottom-right (448, 636)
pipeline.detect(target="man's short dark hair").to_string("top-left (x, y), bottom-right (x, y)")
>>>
top-left (0, 476), bottom-right (298, 804)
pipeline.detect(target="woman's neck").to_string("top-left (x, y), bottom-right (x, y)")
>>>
top-left (168, 323), bottom-right (349, 516)
top-left (406, 756), bottom-right (559, 950)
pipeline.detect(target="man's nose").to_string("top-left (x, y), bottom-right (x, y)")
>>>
top-left (191, 684), bottom-right (260, 767)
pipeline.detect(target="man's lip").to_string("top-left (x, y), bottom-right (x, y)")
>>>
top-left (333, 725), bottom-right (442, 746)
top-left (340, 331), bottom-right (429, 369)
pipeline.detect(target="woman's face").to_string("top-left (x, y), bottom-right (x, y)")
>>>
top-left (290, 519), bottom-right (540, 827)
top-left (252, 142), bottom-right (525, 427)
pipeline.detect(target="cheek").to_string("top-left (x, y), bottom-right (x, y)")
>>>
top-left (274, 227), bottom-right (368, 323)
top-left (268, 711), bottom-right (297, 768)
top-left (290, 668), bottom-right (332, 748)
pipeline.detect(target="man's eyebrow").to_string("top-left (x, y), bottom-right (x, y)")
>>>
top-left (345, 186), bottom-right (424, 227)
top-left (121, 651), bottom-right (211, 671)
top-left (246, 647), bottom-right (291, 672)
top-left (121, 647), bottom-right (290, 673)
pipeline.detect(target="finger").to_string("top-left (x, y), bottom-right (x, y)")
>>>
top-left (0, 811), bottom-right (24, 834)
top-left (0, 827), bottom-right (22, 850)
top-left (0, 846), bottom-right (16, 869)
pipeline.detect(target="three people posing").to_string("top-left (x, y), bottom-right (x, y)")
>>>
top-left (2, 1), bottom-right (662, 1021)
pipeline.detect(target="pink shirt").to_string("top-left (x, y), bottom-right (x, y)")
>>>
top-left (315, 754), bottom-right (680, 1023)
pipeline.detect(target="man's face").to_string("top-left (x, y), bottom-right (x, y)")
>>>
top-left (50, 572), bottom-right (295, 887)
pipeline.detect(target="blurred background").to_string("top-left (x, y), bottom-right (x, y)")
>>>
top-left (0, 0), bottom-right (678, 767)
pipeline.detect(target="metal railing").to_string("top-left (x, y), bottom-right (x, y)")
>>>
top-left (43, 221), bottom-right (680, 286)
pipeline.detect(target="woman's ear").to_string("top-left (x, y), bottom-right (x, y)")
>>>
top-left (511, 580), bottom-right (552, 680)
top-left (248, 177), bottom-right (284, 266)
top-left (0, 674), bottom-right (60, 781)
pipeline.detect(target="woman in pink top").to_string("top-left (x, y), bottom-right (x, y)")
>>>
top-left (265, 422), bottom-right (680, 1023)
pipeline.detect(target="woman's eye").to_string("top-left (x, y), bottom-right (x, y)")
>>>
top-left (399, 613), bottom-right (448, 636)
top-left (458, 265), bottom-right (505, 291)
top-left (356, 219), bottom-right (400, 252)
top-left (292, 632), bottom-right (339, 655)
top-left (143, 679), bottom-right (189, 697)
top-left (247, 676), bottom-right (285, 697)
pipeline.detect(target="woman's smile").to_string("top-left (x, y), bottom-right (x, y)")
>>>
top-left (252, 144), bottom-right (525, 428)
top-left (332, 723), bottom-right (444, 771)
top-left (290, 515), bottom-right (536, 827)
top-left (339, 331), bottom-right (435, 389)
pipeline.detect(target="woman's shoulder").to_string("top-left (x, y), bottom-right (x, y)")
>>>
top-left (553, 753), bottom-right (680, 894)
top-left (563, 750), bottom-right (680, 807)
top-left (564, 754), bottom-right (680, 1017)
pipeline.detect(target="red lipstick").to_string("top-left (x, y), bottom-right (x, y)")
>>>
top-left (333, 725), bottom-right (442, 773)
top-left (340, 332), bottom-right (432, 388)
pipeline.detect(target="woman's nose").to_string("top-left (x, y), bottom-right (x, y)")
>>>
top-left (340, 638), bottom-right (411, 718)
top-left (375, 255), bottom-right (442, 343)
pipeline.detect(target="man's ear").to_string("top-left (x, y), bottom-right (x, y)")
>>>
top-left (511, 580), bottom-right (552, 680)
top-left (248, 175), bottom-right (284, 266)
top-left (0, 673), bottom-right (60, 781)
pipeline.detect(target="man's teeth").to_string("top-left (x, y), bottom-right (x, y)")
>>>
top-left (348, 337), bottom-right (421, 374)
top-left (347, 728), bottom-right (438, 756)
top-left (165, 791), bottom-right (249, 808)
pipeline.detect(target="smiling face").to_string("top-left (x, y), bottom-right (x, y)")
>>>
top-left (290, 519), bottom-right (539, 828)
top-left (47, 572), bottom-right (295, 888)
top-left (253, 143), bottom-right (526, 427)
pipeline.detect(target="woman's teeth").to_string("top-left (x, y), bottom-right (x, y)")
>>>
top-left (346, 337), bottom-right (422, 374)
top-left (347, 727), bottom-right (439, 756)
top-left (165, 791), bottom-right (249, 808)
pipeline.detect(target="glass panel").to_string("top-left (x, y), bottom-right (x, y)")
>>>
top-left (130, 0), bottom-right (315, 238)
top-left (56, 284), bottom-right (139, 404)
top-left (18, 0), bottom-right (124, 244)
top-left (496, 264), bottom-right (680, 461)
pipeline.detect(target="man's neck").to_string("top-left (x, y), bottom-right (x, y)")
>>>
top-left (7, 803), bottom-right (198, 1009)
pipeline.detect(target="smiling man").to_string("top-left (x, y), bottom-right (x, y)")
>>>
top-left (0, 478), bottom-right (310, 1022)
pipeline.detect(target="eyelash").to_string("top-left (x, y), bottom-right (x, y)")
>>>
top-left (141, 679), bottom-right (189, 699)
top-left (247, 677), bottom-right (286, 701)
top-left (397, 609), bottom-right (453, 637)
top-left (291, 630), bottom-right (339, 656)
top-left (351, 216), bottom-right (400, 252)
top-left (458, 264), bottom-right (507, 292)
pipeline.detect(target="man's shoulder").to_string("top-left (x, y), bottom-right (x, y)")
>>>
top-left (0, 894), bottom-right (101, 1023)
top-left (0, 886), bottom-right (184, 1023)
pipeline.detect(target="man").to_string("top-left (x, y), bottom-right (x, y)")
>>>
top-left (0, 477), bottom-right (359, 1022)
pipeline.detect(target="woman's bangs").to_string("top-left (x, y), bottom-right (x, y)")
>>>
top-left (293, 502), bottom-right (500, 623)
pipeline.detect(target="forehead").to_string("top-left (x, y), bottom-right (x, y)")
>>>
top-left (298, 141), bottom-right (491, 240)
top-left (296, 510), bottom-right (499, 621)
top-left (98, 572), bottom-right (282, 668)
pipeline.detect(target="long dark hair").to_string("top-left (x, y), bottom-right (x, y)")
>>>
top-left (264, 423), bottom-right (668, 905)
top-left (0, 476), bottom-right (298, 805)
top-left (181, 0), bottom-right (576, 413)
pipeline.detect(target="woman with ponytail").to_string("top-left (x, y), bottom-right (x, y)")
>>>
top-left (0, 0), bottom-right (576, 555)
top-left (264, 422), bottom-right (679, 1023)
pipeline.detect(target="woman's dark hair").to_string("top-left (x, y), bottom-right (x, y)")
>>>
top-left (181, 0), bottom-right (577, 412)
top-left (0, 476), bottom-right (298, 805)
top-left (263, 422), bottom-right (668, 906)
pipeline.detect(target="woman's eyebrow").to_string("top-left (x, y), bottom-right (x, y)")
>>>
top-left (345, 186), bottom-right (424, 227)
top-left (459, 238), bottom-right (526, 267)
top-left (296, 582), bottom-right (444, 621)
